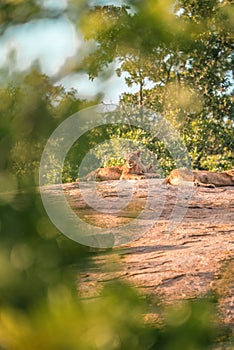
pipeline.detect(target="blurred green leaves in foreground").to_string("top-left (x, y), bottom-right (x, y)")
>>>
top-left (0, 74), bottom-right (232, 349)
top-left (0, 0), bottom-right (233, 349)
top-left (0, 183), bottom-right (232, 349)
top-left (0, 278), bottom-right (229, 350)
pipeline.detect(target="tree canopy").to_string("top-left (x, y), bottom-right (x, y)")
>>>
top-left (73, 0), bottom-right (233, 171)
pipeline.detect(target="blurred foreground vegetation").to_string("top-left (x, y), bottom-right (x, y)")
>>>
top-left (0, 183), bottom-right (233, 349)
top-left (0, 78), bottom-right (232, 349)
top-left (0, 0), bottom-right (233, 349)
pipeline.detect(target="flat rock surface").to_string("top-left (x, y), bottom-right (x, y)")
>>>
top-left (44, 179), bottom-right (234, 327)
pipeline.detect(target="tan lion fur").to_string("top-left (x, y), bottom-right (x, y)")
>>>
top-left (165, 168), bottom-right (234, 187)
top-left (78, 151), bottom-right (160, 182)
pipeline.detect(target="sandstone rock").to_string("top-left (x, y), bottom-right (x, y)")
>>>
top-left (44, 179), bottom-right (234, 328)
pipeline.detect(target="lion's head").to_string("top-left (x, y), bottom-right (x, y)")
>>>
top-left (125, 151), bottom-right (142, 169)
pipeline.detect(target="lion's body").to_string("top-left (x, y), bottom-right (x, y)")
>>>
top-left (87, 166), bottom-right (123, 181)
top-left (78, 151), bottom-right (160, 182)
top-left (166, 168), bottom-right (234, 187)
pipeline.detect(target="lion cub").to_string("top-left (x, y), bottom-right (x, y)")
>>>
top-left (78, 151), bottom-right (159, 181)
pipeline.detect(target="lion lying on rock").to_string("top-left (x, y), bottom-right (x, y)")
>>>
top-left (78, 151), bottom-right (160, 181)
top-left (165, 168), bottom-right (234, 187)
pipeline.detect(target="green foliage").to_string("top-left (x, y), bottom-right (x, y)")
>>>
top-left (0, 71), bottom-right (92, 183)
top-left (0, 183), bottom-right (231, 349)
top-left (0, 0), bottom-right (65, 35)
top-left (0, 279), bottom-right (226, 350)
top-left (0, 2), bottom-right (233, 350)
top-left (0, 68), bottom-right (91, 313)
top-left (80, 106), bottom-right (191, 176)
top-left (76, 0), bottom-right (233, 171)
top-left (90, 126), bottom-right (175, 175)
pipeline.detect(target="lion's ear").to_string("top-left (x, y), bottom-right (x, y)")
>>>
top-left (136, 150), bottom-right (141, 157)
